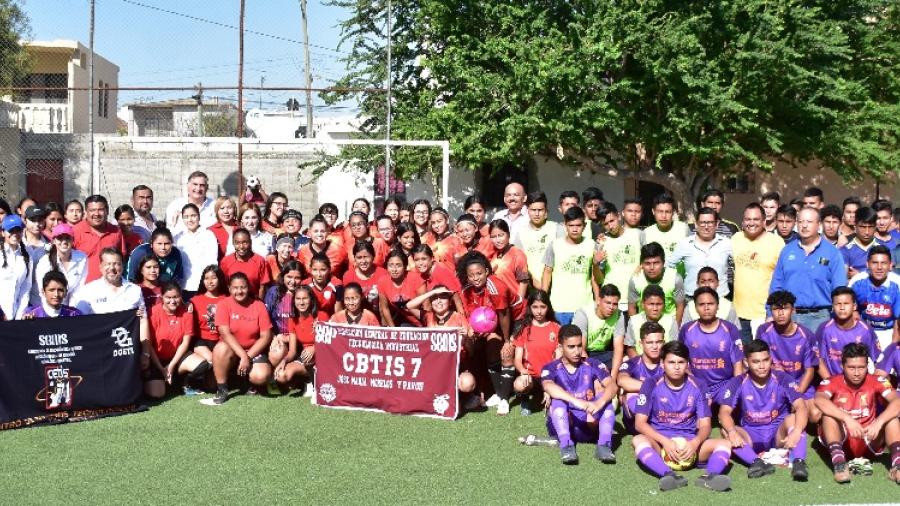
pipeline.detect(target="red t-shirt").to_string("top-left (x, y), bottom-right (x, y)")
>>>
top-left (513, 322), bottom-right (561, 377)
top-left (72, 220), bottom-right (125, 282)
top-left (297, 241), bottom-right (349, 280)
top-left (123, 232), bottom-right (144, 257)
top-left (488, 246), bottom-right (530, 297)
top-left (460, 275), bottom-right (511, 317)
top-left (303, 276), bottom-right (344, 316)
top-left (220, 253), bottom-right (272, 295)
top-left (150, 303), bottom-right (193, 363)
top-left (427, 234), bottom-right (462, 272)
top-left (191, 293), bottom-right (223, 341)
top-left (214, 297), bottom-right (273, 350)
top-left (330, 309), bottom-right (380, 326)
top-left (817, 373), bottom-right (893, 427)
top-left (343, 267), bottom-right (388, 303)
top-left (208, 221), bottom-right (236, 260)
top-left (418, 264), bottom-right (462, 292)
top-left (288, 311), bottom-right (328, 348)
top-left (141, 285), bottom-right (162, 314)
top-left (377, 272), bottom-right (423, 326)
top-left (345, 237), bottom-right (390, 269)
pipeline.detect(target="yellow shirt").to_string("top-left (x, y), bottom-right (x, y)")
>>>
top-left (731, 231), bottom-right (785, 319)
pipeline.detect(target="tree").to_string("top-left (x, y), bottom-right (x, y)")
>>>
top-left (0, 0), bottom-right (31, 90)
top-left (200, 112), bottom-right (238, 137)
top-left (322, 0), bottom-right (899, 212)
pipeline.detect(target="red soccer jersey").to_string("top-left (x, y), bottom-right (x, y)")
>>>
top-left (418, 264), bottom-right (462, 293)
top-left (191, 292), bottom-right (223, 341)
top-left (377, 272), bottom-right (423, 326)
top-left (214, 297), bottom-right (273, 350)
top-left (303, 276), bottom-right (343, 316)
top-left (288, 310), bottom-right (328, 347)
top-left (427, 234), bottom-right (462, 272)
top-left (342, 266), bottom-right (388, 302)
top-left (150, 303), bottom-right (193, 363)
top-left (123, 232), bottom-right (144, 257)
top-left (345, 237), bottom-right (390, 269)
top-left (72, 220), bottom-right (125, 282)
top-left (141, 285), bottom-right (162, 314)
top-left (460, 275), bottom-right (511, 317)
top-left (513, 322), bottom-right (561, 378)
top-left (220, 253), bottom-right (272, 295)
top-left (817, 373), bottom-right (893, 427)
top-left (297, 241), bottom-right (349, 279)
top-left (330, 309), bottom-right (380, 326)
top-left (488, 246), bottom-right (530, 296)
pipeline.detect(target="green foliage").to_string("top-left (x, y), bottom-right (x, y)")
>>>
top-left (201, 112), bottom-right (238, 137)
top-left (320, 0), bottom-right (898, 208)
top-left (0, 0), bottom-right (31, 90)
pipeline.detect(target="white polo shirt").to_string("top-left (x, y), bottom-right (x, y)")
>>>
top-left (73, 277), bottom-right (146, 315)
top-left (174, 227), bottom-right (220, 291)
top-left (165, 197), bottom-right (216, 231)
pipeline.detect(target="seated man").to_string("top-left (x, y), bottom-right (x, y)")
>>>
top-left (618, 321), bottom-right (665, 433)
top-left (717, 340), bottom-right (809, 481)
top-left (815, 343), bottom-right (900, 484)
top-left (632, 341), bottom-right (734, 492)
top-left (541, 324), bottom-right (617, 465)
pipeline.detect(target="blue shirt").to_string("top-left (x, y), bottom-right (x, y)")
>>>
top-left (125, 243), bottom-right (185, 285)
top-left (769, 237), bottom-right (847, 310)
top-left (876, 231), bottom-right (900, 251)
top-left (841, 238), bottom-right (875, 274)
top-left (849, 272), bottom-right (900, 330)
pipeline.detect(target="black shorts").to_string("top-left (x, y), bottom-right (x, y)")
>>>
top-left (142, 354), bottom-right (187, 381)
top-left (251, 354), bottom-right (270, 365)
top-left (194, 338), bottom-right (218, 350)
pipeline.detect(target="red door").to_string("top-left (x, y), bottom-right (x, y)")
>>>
top-left (26, 159), bottom-right (64, 205)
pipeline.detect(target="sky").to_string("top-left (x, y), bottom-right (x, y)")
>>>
top-left (20, 0), bottom-right (361, 114)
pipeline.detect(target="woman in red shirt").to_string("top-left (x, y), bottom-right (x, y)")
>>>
top-left (146, 283), bottom-right (212, 398)
top-left (220, 228), bottom-right (271, 299)
top-left (190, 265), bottom-right (227, 363)
top-left (486, 219), bottom-right (528, 320)
top-left (426, 208), bottom-right (461, 272)
top-left (207, 196), bottom-right (238, 260)
top-left (410, 199), bottom-right (433, 243)
top-left (275, 285), bottom-right (327, 391)
top-left (303, 254), bottom-right (343, 318)
top-left (132, 255), bottom-right (162, 313)
top-left (395, 222), bottom-right (420, 270)
top-left (456, 250), bottom-right (515, 415)
top-left (211, 272), bottom-right (274, 404)
top-left (343, 241), bottom-right (387, 316)
top-left (411, 244), bottom-right (465, 316)
top-left (454, 213), bottom-right (492, 258)
top-left (114, 204), bottom-right (144, 258)
top-left (297, 215), bottom-right (348, 279)
top-left (464, 195), bottom-right (491, 238)
top-left (511, 290), bottom-right (560, 415)
top-left (330, 283), bottom-right (380, 325)
top-left (378, 249), bottom-right (422, 327)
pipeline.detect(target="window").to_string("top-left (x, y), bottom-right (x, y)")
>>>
top-left (480, 163), bottom-right (528, 208)
top-left (16, 74), bottom-right (67, 103)
top-left (723, 172), bottom-right (755, 193)
top-left (103, 83), bottom-right (110, 118)
top-left (97, 80), bottom-right (104, 117)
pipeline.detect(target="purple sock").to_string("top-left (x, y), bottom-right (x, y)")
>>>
top-left (732, 443), bottom-right (757, 465)
top-left (549, 399), bottom-right (573, 448)
top-left (707, 444), bottom-right (732, 475)
top-left (597, 404), bottom-right (615, 446)
top-left (636, 445), bottom-right (671, 477)
top-left (790, 431), bottom-right (807, 460)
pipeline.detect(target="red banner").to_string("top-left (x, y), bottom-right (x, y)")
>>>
top-left (313, 322), bottom-right (460, 420)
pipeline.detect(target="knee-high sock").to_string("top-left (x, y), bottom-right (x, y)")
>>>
top-left (549, 399), bottom-right (573, 448)
top-left (732, 443), bottom-right (757, 465)
top-left (707, 444), bottom-right (732, 475)
top-left (636, 445), bottom-right (671, 477)
top-left (498, 366), bottom-right (515, 399)
top-left (187, 360), bottom-right (211, 380)
top-left (790, 430), bottom-right (807, 460)
top-left (487, 364), bottom-right (501, 397)
top-left (598, 403), bottom-right (615, 446)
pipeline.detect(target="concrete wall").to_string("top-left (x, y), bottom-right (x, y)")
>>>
top-left (0, 127), bottom-right (23, 199)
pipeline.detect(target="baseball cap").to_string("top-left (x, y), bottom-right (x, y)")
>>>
top-left (2, 214), bottom-right (24, 232)
top-left (24, 205), bottom-right (46, 221)
top-left (283, 209), bottom-right (302, 222)
top-left (274, 235), bottom-right (294, 249)
top-left (51, 223), bottom-right (75, 239)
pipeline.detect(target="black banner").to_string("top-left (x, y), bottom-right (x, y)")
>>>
top-left (0, 310), bottom-right (144, 430)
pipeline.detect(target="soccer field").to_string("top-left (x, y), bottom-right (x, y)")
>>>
top-left (0, 394), bottom-right (897, 505)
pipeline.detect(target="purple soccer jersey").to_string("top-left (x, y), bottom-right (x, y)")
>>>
top-left (716, 371), bottom-right (801, 428)
top-left (876, 343), bottom-right (900, 379)
top-left (23, 304), bottom-right (82, 318)
top-left (756, 322), bottom-right (818, 396)
top-left (678, 320), bottom-right (743, 395)
top-left (541, 357), bottom-right (610, 404)
top-left (634, 375), bottom-right (710, 438)
top-left (816, 319), bottom-right (881, 376)
top-left (619, 355), bottom-right (664, 383)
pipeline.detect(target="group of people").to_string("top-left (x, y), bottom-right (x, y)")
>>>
top-left (1, 174), bottom-right (899, 492)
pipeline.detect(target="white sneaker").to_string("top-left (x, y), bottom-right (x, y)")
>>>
top-left (463, 394), bottom-right (483, 411)
top-left (485, 394), bottom-right (501, 407)
top-left (496, 399), bottom-right (510, 415)
top-left (302, 383), bottom-right (314, 397)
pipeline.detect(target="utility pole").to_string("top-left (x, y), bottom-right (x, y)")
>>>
top-left (88, 0), bottom-right (96, 194)
top-left (384, 0), bottom-right (392, 199)
top-left (259, 74), bottom-right (264, 109)
top-left (300, 0), bottom-right (314, 138)
top-left (237, 0), bottom-right (246, 191)
top-left (192, 82), bottom-right (204, 136)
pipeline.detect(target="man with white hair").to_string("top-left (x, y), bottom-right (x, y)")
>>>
top-left (492, 182), bottom-right (528, 243)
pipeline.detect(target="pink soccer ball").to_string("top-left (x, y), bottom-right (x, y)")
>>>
top-left (469, 306), bottom-right (498, 334)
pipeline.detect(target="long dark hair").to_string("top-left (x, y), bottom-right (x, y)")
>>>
top-left (264, 192), bottom-right (287, 223)
top-left (131, 254), bottom-right (160, 284)
top-left (276, 260), bottom-right (305, 298)
top-left (455, 250), bottom-right (491, 288)
top-left (196, 265), bottom-right (226, 295)
top-left (1, 227), bottom-right (30, 275)
top-left (514, 289), bottom-right (556, 340)
top-left (395, 222), bottom-right (420, 254)
top-left (291, 284), bottom-right (319, 319)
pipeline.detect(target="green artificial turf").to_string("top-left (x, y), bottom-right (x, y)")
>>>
top-left (0, 394), bottom-right (897, 505)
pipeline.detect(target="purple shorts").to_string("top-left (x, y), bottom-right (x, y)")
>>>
top-left (743, 424), bottom-right (781, 454)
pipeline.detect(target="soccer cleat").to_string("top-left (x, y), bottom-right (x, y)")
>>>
top-left (594, 444), bottom-right (616, 464)
top-left (496, 399), bottom-right (510, 415)
top-left (791, 459), bottom-right (809, 482)
top-left (484, 394), bottom-right (501, 408)
top-left (302, 383), bottom-right (314, 397)
top-left (890, 465), bottom-right (900, 484)
top-left (833, 462), bottom-right (851, 484)
top-left (659, 472), bottom-right (688, 492)
top-left (463, 394), bottom-right (483, 411)
top-left (747, 458), bottom-right (776, 479)
top-left (695, 474), bottom-right (732, 492)
top-left (212, 389), bottom-right (228, 405)
top-left (520, 404), bottom-right (532, 416)
top-left (560, 445), bottom-right (578, 465)
top-left (182, 386), bottom-right (201, 396)
top-left (518, 395), bottom-right (532, 416)
top-left (266, 382), bottom-right (281, 396)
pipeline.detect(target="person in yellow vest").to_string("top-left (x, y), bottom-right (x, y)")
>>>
top-left (572, 284), bottom-right (626, 373)
top-left (541, 206), bottom-right (602, 326)
top-left (595, 204), bottom-right (642, 313)
top-left (681, 267), bottom-right (739, 326)
top-left (515, 191), bottom-right (563, 290)
top-left (624, 285), bottom-right (679, 357)
top-left (627, 242), bottom-right (686, 325)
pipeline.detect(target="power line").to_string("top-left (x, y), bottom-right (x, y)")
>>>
top-left (117, 0), bottom-right (350, 55)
